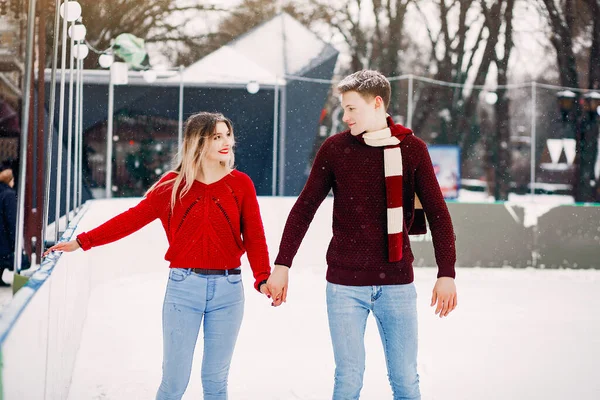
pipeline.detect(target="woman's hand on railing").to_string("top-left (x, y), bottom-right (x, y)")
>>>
top-left (42, 240), bottom-right (80, 258)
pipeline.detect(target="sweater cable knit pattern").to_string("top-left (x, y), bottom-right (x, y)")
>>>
top-left (77, 170), bottom-right (270, 290)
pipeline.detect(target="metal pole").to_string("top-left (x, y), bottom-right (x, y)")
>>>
top-left (73, 47), bottom-right (81, 210)
top-left (178, 64), bottom-right (184, 161)
top-left (277, 84), bottom-right (287, 196)
top-left (65, 20), bottom-right (75, 226)
top-left (13, 0), bottom-right (37, 274)
top-left (530, 81), bottom-right (537, 199)
top-left (277, 12), bottom-right (288, 196)
top-left (407, 74), bottom-right (414, 129)
top-left (35, 0), bottom-right (48, 264)
top-left (106, 70), bottom-right (114, 198)
top-left (55, 1), bottom-right (69, 242)
top-left (42, 0), bottom-right (63, 249)
top-left (272, 78), bottom-right (279, 196)
top-left (78, 61), bottom-right (84, 207)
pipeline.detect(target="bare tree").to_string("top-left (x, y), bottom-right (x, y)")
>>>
top-left (586, 0), bottom-right (600, 90)
top-left (539, 0), bottom-right (600, 201)
top-left (309, 0), bottom-right (411, 113)
top-left (410, 1), bottom-right (508, 181)
top-left (491, 0), bottom-right (516, 200)
top-left (43, 0), bottom-right (227, 68)
top-left (410, 0), bottom-right (480, 143)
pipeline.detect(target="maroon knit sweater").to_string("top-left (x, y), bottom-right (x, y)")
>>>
top-left (275, 129), bottom-right (456, 286)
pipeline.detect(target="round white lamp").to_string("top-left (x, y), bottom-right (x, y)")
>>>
top-left (68, 24), bottom-right (86, 41)
top-left (73, 43), bottom-right (89, 60)
top-left (59, 1), bottom-right (82, 22)
top-left (142, 70), bottom-right (157, 83)
top-left (246, 80), bottom-right (260, 94)
top-left (98, 53), bottom-right (114, 68)
top-left (485, 92), bottom-right (498, 105)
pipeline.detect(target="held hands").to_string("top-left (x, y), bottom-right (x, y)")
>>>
top-left (431, 277), bottom-right (457, 318)
top-left (42, 240), bottom-right (80, 258)
top-left (266, 264), bottom-right (289, 307)
top-left (259, 282), bottom-right (272, 297)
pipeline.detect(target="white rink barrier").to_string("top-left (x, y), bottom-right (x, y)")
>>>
top-left (0, 196), bottom-right (332, 400)
top-left (0, 203), bottom-right (92, 400)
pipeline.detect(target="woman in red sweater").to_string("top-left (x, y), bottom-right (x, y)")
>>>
top-left (44, 112), bottom-right (272, 400)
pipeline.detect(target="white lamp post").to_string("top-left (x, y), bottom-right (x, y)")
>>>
top-left (72, 30), bottom-right (88, 211)
top-left (64, 18), bottom-right (86, 226)
top-left (53, 1), bottom-right (80, 241)
top-left (105, 62), bottom-right (129, 198)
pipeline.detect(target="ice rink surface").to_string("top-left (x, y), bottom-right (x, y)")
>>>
top-left (66, 265), bottom-right (600, 400)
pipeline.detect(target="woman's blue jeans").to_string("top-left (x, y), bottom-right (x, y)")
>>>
top-left (326, 282), bottom-right (421, 400)
top-left (156, 268), bottom-right (244, 400)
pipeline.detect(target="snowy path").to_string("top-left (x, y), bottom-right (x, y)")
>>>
top-left (67, 265), bottom-right (600, 400)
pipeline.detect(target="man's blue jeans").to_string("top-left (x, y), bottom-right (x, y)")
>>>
top-left (156, 268), bottom-right (244, 400)
top-left (326, 282), bottom-right (421, 400)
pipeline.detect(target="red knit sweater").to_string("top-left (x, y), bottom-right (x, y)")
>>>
top-left (275, 130), bottom-right (456, 286)
top-left (77, 170), bottom-right (271, 290)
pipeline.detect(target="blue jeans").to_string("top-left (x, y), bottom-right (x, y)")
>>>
top-left (326, 282), bottom-right (420, 400)
top-left (156, 268), bottom-right (244, 400)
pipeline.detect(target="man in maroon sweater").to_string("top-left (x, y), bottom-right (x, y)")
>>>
top-left (267, 70), bottom-right (457, 399)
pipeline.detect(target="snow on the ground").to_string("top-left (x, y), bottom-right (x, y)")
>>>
top-left (66, 265), bottom-right (600, 400)
top-left (458, 189), bottom-right (578, 227)
top-left (457, 188), bottom-right (575, 205)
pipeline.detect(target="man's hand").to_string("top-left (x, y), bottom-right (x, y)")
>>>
top-left (431, 277), bottom-right (457, 318)
top-left (266, 265), bottom-right (289, 307)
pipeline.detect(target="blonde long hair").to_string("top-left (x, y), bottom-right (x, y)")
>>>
top-left (146, 112), bottom-right (235, 209)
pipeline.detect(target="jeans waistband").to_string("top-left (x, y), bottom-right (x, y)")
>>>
top-left (182, 268), bottom-right (241, 276)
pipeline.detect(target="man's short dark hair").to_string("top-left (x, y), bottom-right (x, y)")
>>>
top-left (337, 70), bottom-right (391, 110)
top-left (0, 159), bottom-right (15, 172)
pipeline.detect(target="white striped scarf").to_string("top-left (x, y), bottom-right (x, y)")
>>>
top-left (359, 116), bottom-right (413, 262)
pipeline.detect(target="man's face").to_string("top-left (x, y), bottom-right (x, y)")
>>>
top-left (341, 91), bottom-right (382, 135)
top-left (0, 168), bottom-right (13, 185)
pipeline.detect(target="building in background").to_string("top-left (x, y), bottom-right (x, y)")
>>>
top-left (44, 12), bottom-right (339, 215)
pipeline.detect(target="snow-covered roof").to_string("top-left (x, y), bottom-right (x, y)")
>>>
top-left (177, 12), bottom-right (338, 85)
top-left (232, 12), bottom-right (338, 77)
top-left (166, 45), bottom-right (285, 86)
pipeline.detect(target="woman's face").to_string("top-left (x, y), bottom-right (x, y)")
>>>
top-left (205, 121), bottom-right (233, 164)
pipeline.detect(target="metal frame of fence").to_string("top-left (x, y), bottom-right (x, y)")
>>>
top-left (282, 73), bottom-right (598, 201)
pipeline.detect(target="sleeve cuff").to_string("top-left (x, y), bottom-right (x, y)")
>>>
top-left (437, 267), bottom-right (456, 279)
top-left (76, 232), bottom-right (93, 251)
top-left (253, 271), bottom-right (270, 292)
top-left (273, 256), bottom-right (291, 269)
top-left (256, 279), bottom-right (268, 293)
